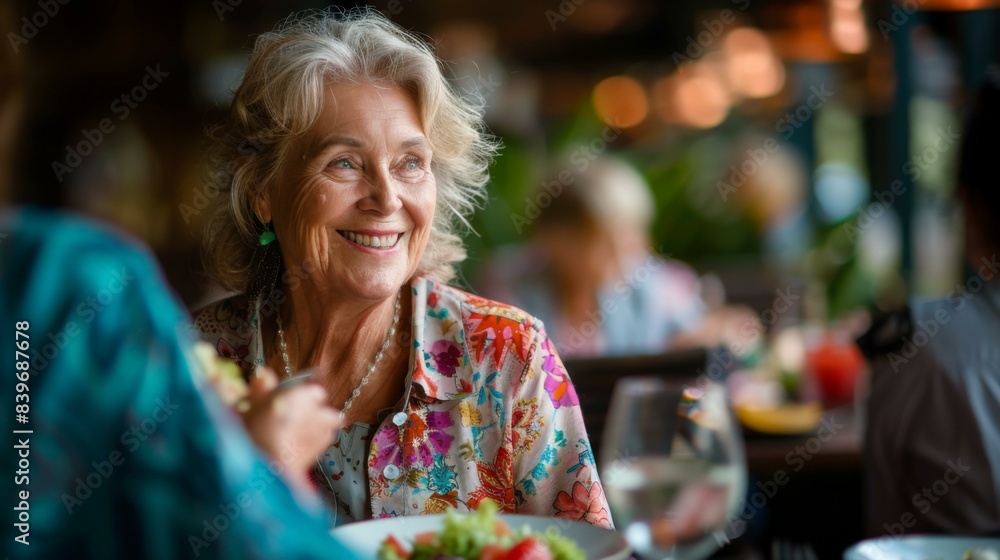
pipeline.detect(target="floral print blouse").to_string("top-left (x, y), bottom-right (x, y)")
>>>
top-left (193, 276), bottom-right (614, 528)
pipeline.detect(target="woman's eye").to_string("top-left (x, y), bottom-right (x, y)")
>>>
top-left (329, 158), bottom-right (354, 170)
top-left (399, 156), bottom-right (424, 174)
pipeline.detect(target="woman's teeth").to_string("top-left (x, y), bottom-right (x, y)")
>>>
top-left (341, 231), bottom-right (400, 248)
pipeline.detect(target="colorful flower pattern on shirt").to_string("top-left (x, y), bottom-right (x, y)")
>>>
top-left (193, 277), bottom-right (613, 529)
top-left (554, 481), bottom-right (612, 527)
top-left (428, 339), bottom-right (463, 377)
top-left (540, 337), bottom-right (579, 409)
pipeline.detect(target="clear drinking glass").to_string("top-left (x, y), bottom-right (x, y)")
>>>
top-left (600, 377), bottom-right (746, 560)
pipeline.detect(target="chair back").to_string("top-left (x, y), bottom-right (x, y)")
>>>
top-left (563, 347), bottom-right (712, 458)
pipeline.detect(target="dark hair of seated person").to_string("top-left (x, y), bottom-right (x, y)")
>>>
top-left (957, 72), bottom-right (1000, 256)
top-left (859, 74), bottom-right (1000, 355)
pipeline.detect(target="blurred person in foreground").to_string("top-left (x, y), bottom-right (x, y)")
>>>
top-left (0, 6), bottom-right (351, 560)
top-left (479, 155), bottom-right (756, 359)
top-left (193, 9), bottom-right (611, 527)
top-left (0, 211), bottom-right (350, 559)
top-left (859, 74), bottom-right (1000, 536)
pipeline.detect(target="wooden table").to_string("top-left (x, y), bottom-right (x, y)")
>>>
top-left (743, 409), bottom-right (863, 472)
top-left (740, 410), bottom-right (865, 559)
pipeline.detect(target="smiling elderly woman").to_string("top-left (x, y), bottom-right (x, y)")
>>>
top-left (193, 9), bottom-right (612, 528)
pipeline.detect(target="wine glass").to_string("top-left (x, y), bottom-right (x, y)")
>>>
top-left (600, 377), bottom-right (746, 560)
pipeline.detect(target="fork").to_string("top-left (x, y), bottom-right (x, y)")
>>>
top-left (772, 540), bottom-right (820, 560)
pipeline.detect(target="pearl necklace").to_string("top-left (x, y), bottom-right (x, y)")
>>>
top-left (275, 291), bottom-right (401, 417)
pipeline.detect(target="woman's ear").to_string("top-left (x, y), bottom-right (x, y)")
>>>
top-left (255, 187), bottom-right (272, 224)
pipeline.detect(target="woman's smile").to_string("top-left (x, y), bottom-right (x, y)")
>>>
top-left (337, 229), bottom-right (403, 252)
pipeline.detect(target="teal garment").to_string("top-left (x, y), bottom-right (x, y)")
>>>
top-left (0, 207), bottom-right (353, 559)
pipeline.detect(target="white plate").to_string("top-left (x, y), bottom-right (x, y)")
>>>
top-left (844, 535), bottom-right (1000, 559)
top-left (330, 513), bottom-right (631, 560)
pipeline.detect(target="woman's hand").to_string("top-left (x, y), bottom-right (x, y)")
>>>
top-left (240, 367), bottom-right (342, 492)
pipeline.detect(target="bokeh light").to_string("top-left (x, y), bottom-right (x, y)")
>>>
top-left (721, 28), bottom-right (786, 98)
top-left (829, 1), bottom-right (869, 54)
top-left (592, 75), bottom-right (649, 128)
top-left (653, 62), bottom-right (730, 128)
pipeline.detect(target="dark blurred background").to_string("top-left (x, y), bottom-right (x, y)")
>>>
top-left (2, 1), bottom-right (1000, 558)
top-left (3, 0), bottom-right (997, 315)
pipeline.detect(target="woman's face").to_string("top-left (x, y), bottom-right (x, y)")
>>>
top-left (261, 82), bottom-right (436, 302)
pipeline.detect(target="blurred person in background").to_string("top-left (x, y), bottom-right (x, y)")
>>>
top-left (193, 9), bottom-right (612, 527)
top-left (727, 135), bottom-right (812, 268)
top-left (859, 74), bottom-right (1000, 536)
top-left (479, 154), bottom-right (758, 358)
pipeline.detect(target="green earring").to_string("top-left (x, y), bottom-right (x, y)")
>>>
top-left (259, 224), bottom-right (276, 246)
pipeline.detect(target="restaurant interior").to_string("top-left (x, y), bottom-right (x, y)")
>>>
top-left (2, 0), bottom-right (1000, 559)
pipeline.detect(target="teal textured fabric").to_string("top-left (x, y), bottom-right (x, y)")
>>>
top-left (0, 207), bottom-right (353, 559)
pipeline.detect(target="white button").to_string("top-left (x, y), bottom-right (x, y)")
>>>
top-left (392, 412), bottom-right (407, 426)
top-left (383, 464), bottom-right (400, 479)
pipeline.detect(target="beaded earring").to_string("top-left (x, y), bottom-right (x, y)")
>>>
top-left (248, 222), bottom-right (282, 309)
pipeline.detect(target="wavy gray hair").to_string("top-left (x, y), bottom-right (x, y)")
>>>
top-left (202, 8), bottom-right (497, 292)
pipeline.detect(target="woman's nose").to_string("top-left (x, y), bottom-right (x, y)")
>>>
top-left (358, 168), bottom-right (403, 215)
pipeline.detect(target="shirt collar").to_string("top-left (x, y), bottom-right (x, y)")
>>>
top-left (407, 276), bottom-right (480, 403)
top-left (408, 277), bottom-right (537, 404)
top-left (247, 275), bottom-right (500, 403)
